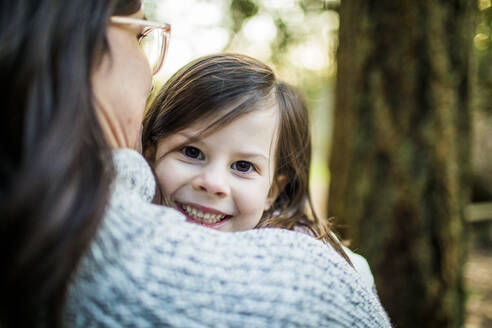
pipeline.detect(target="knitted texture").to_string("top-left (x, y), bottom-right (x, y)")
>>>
top-left (66, 149), bottom-right (391, 327)
top-left (293, 226), bottom-right (377, 293)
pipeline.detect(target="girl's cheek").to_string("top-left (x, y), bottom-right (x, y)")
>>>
top-left (156, 160), bottom-right (180, 188)
top-left (163, 160), bottom-right (200, 190)
top-left (239, 182), bottom-right (271, 214)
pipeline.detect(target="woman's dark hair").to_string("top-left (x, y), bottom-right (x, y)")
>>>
top-left (142, 54), bottom-right (351, 265)
top-left (0, 0), bottom-right (141, 327)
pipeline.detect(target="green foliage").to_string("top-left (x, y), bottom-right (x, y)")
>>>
top-left (300, 0), bottom-right (340, 13)
top-left (227, 0), bottom-right (340, 85)
top-left (230, 0), bottom-right (259, 33)
top-left (270, 18), bottom-right (291, 66)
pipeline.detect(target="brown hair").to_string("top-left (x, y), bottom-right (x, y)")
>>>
top-left (142, 53), bottom-right (351, 264)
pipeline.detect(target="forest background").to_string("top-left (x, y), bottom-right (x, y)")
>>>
top-left (145, 0), bottom-right (492, 327)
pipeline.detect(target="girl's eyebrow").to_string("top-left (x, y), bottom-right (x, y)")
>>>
top-left (233, 152), bottom-right (268, 162)
top-left (177, 132), bottom-right (202, 144)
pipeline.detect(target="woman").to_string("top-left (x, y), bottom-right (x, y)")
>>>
top-left (0, 0), bottom-right (391, 327)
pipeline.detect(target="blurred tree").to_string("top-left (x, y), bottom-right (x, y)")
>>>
top-left (475, 0), bottom-right (492, 116)
top-left (472, 1), bottom-right (492, 202)
top-left (328, 1), bottom-right (476, 327)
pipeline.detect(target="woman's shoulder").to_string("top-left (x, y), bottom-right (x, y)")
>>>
top-left (111, 148), bottom-right (156, 202)
top-left (66, 153), bottom-right (390, 326)
top-left (68, 219), bottom-right (390, 327)
top-left (341, 245), bottom-right (376, 292)
top-left (293, 225), bottom-right (376, 292)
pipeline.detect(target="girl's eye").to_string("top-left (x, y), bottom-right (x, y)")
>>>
top-left (181, 146), bottom-right (204, 160)
top-left (232, 161), bottom-right (255, 173)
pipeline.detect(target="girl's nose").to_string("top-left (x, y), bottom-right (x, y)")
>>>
top-left (192, 165), bottom-right (230, 198)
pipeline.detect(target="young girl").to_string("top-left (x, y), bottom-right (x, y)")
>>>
top-left (142, 53), bottom-right (375, 290)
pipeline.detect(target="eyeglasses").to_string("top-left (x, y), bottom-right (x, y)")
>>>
top-left (110, 16), bottom-right (171, 76)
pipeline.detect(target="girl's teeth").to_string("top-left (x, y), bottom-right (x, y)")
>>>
top-left (181, 204), bottom-right (226, 224)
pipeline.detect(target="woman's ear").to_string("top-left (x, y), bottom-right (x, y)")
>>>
top-left (265, 174), bottom-right (288, 210)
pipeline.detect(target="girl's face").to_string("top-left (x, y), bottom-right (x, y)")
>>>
top-left (154, 105), bottom-right (279, 232)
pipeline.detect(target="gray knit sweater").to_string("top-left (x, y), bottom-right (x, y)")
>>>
top-left (66, 149), bottom-right (391, 327)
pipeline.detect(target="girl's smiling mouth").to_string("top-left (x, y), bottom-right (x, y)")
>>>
top-left (175, 202), bottom-right (232, 228)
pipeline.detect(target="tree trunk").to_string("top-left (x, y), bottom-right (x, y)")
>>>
top-left (328, 1), bottom-right (476, 327)
top-left (472, 3), bottom-right (492, 202)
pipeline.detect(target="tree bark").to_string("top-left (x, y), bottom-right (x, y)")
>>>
top-left (328, 1), bottom-right (476, 327)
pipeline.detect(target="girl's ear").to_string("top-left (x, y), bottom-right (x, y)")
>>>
top-left (265, 174), bottom-right (288, 210)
